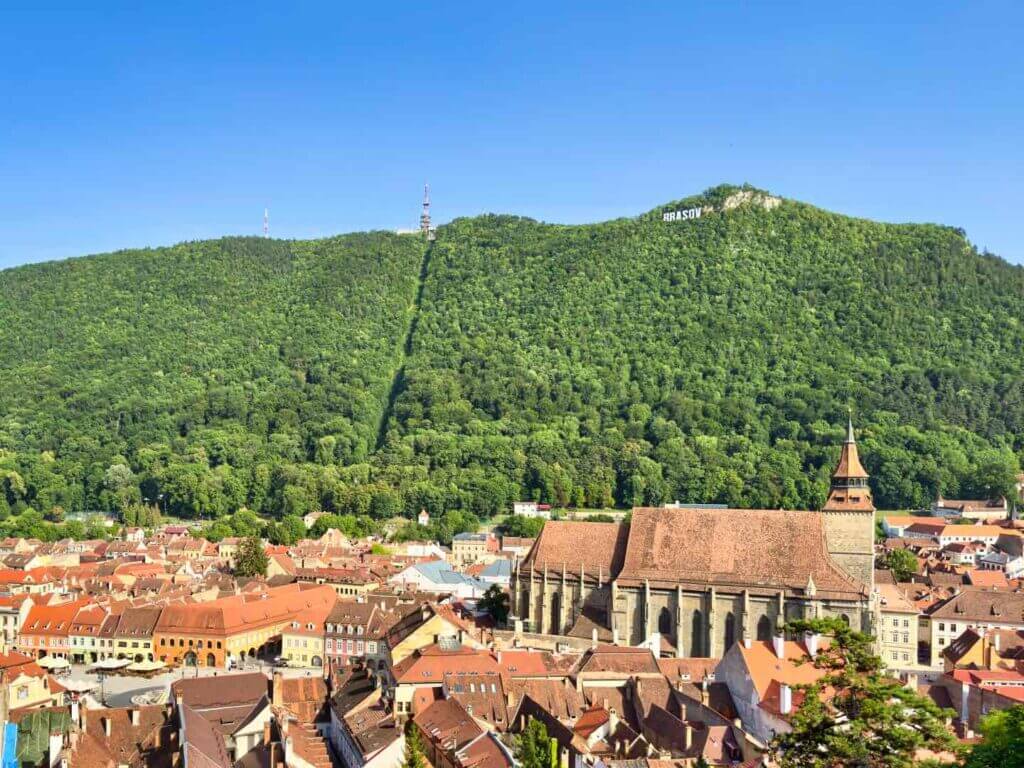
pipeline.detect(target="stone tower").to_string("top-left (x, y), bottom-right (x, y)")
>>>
top-left (821, 415), bottom-right (875, 588)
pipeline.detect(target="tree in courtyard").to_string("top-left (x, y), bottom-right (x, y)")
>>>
top-left (234, 535), bottom-right (269, 578)
top-left (514, 717), bottom-right (555, 768)
top-left (883, 548), bottom-right (919, 581)
top-left (479, 584), bottom-right (510, 624)
top-left (402, 721), bottom-right (427, 768)
top-left (771, 617), bottom-right (957, 768)
top-left (962, 704), bottom-right (1024, 768)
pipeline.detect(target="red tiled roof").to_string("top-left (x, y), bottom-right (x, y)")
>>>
top-left (520, 521), bottom-right (628, 579)
top-left (618, 508), bottom-right (866, 596)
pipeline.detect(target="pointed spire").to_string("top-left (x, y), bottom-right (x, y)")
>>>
top-left (846, 407), bottom-right (855, 443)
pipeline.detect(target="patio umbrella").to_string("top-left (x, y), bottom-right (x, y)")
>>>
top-left (126, 660), bottom-right (166, 672)
top-left (36, 656), bottom-right (69, 670)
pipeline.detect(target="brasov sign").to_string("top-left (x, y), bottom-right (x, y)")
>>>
top-left (662, 206), bottom-right (704, 222)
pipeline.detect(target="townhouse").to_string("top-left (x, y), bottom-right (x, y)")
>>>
top-left (925, 589), bottom-right (1024, 668)
top-left (0, 594), bottom-right (33, 652)
top-left (18, 598), bottom-right (91, 659)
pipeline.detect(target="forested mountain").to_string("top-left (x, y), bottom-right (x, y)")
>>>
top-left (2, 185), bottom-right (1023, 528)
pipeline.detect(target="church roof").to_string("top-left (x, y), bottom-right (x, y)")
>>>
top-left (616, 508), bottom-right (866, 598)
top-left (520, 521), bottom-right (628, 580)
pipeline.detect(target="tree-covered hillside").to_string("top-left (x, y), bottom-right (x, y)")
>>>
top-left (382, 186), bottom-right (1024, 513)
top-left (0, 233), bottom-right (425, 520)
top-left (1, 185), bottom-right (1022, 528)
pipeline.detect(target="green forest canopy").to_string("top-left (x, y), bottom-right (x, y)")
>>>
top-left (0, 184), bottom-right (1021, 528)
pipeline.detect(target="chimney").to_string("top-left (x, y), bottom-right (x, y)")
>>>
top-left (608, 707), bottom-right (619, 734)
top-left (772, 634), bottom-right (786, 660)
top-left (804, 631), bottom-right (820, 659)
top-left (496, 650), bottom-right (502, 664)
top-left (994, 632), bottom-right (1002, 653)
top-left (263, 719), bottom-right (273, 746)
top-left (591, 628), bottom-right (598, 650)
top-left (273, 670), bottom-right (284, 704)
top-left (131, 708), bottom-right (140, 727)
top-left (683, 722), bottom-right (692, 751)
top-left (612, 628), bottom-right (619, 646)
top-left (103, 717), bottom-right (112, 738)
top-left (780, 684), bottom-right (793, 715)
top-left (70, 698), bottom-right (79, 725)
top-left (743, 636), bottom-right (751, 650)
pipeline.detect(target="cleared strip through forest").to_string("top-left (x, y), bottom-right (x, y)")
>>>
top-left (374, 239), bottom-right (433, 451)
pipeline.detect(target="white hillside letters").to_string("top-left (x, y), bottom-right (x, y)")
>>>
top-left (662, 206), bottom-right (704, 222)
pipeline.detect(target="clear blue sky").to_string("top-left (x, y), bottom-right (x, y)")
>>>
top-left (2, 2), bottom-right (1022, 268)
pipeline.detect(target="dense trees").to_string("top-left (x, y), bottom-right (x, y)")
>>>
top-left (1, 187), bottom-right (1023, 526)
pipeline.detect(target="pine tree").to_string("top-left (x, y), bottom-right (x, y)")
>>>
top-left (771, 617), bottom-right (958, 768)
top-left (234, 535), bottom-right (269, 577)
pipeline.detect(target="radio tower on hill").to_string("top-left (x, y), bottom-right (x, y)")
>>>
top-left (420, 184), bottom-right (435, 241)
top-left (263, 208), bottom-right (269, 239)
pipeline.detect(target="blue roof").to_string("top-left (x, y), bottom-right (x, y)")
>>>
top-left (481, 559), bottom-right (511, 578)
top-left (412, 560), bottom-right (488, 590)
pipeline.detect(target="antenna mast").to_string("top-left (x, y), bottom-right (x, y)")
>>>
top-left (263, 208), bottom-right (269, 239)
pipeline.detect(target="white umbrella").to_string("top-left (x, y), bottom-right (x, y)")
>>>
top-left (126, 660), bottom-right (166, 672)
top-left (59, 678), bottom-right (97, 693)
top-left (37, 656), bottom-right (70, 669)
top-left (90, 658), bottom-right (130, 670)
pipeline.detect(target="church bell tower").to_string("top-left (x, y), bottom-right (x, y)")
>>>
top-left (822, 414), bottom-right (875, 588)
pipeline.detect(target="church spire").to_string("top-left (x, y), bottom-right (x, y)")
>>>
top-left (823, 412), bottom-right (873, 511)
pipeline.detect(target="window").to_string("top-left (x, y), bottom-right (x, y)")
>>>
top-left (902, 633), bottom-right (909, 644)
top-left (17, 686), bottom-right (27, 700)
top-left (367, 642), bottom-right (376, 654)
top-left (939, 623), bottom-right (945, 632)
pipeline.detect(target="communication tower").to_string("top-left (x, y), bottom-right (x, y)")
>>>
top-left (420, 184), bottom-right (435, 241)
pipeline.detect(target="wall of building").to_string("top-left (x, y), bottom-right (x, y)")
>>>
top-left (822, 510), bottom-right (875, 587)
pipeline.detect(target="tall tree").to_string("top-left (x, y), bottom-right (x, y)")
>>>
top-left (514, 718), bottom-right (554, 768)
top-left (234, 536), bottom-right (269, 578)
top-left (402, 722), bottom-right (427, 768)
top-left (479, 585), bottom-right (510, 624)
top-left (771, 617), bottom-right (957, 768)
top-left (882, 548), bottom-right (919, 581)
